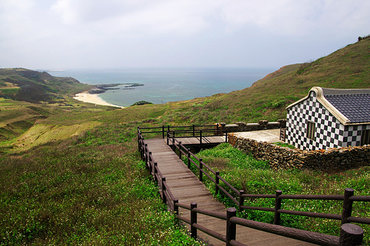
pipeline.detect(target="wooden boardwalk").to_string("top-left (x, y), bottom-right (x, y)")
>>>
top-left (145, 138), bottom-right (316, 246)
top-left (173, 136), bottom-right (227, 146)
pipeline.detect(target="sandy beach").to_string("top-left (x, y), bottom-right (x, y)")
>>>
top-left (73, 91), bottom-right (124, 108)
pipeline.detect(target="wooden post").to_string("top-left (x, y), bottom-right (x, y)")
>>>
top-left (274, 190), bottom-right (282, 225)
top-left (144, 144), bottom-right (148, 164)
top-left (172, 131), bottom-right (175, 150)
top-left (216, 124), bottom-right (219, 135)
top-left (239, 190), bottom-right (245, 212)
top-left (187, 151), bottom-right (191, 168)
top-left (166, 131), bottom-right (169, 145)
top-left (142, 137), bottom-right (145, 158)
top-left (226, 207), bottom-right (237, 246)
top-left (148, 152), bottom-right (152, 172)
top-left (162, 125), bottom-right (165, 139)
top-left (199, 159), bottom-right (203, 181)
top-left (167, 125), bottom-right (170, 135)
top-left (339, 224), bottom-right (363, 246)
top-left (191, 202), bottom-right (197, 239)
top-left (179, 142), bottom-right (182, 159)
top-left (138, 136), bottom-right (142, 158)
top-left (200, 130), bottom-right (202, 145)
top-left (173, 199), bottom-right (179, 216)
top-left (154, 162), bottom-right (158, 182)
top-left (192, 125), bottom-right (195, 136)
top-left (225, 132), bottom-right (228, 143)
top-left (162, 177), bottom-right (167, 204)
top-left (137, 127), bottom-right (140, 150)
top-left (342, 188), bottom-right (354, 224)
top-left (215, 171), bottom-right (220, 195)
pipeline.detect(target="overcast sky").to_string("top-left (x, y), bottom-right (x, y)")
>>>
top-left (0, 0), bottom-right (369, 70)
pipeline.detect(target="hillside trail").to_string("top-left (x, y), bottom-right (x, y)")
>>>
top-left (145, 138), bottom-right (316, 246)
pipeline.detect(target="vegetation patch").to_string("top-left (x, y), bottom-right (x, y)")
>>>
top-left (186, 143), bottom-right (369, 243)
top-left (0, 87), bottom-right (20, 96)
top-left (0, 68), bottom-right (91, 103)
top-left (0, 124), bottom-right (203, 245)
top-left (13, 122), bottom-right (101, 152)
top-left (1, 38), bottom-right (369, 244)
top-left (131, 100), bottom-right (153, 106)
top-left (273, 142), bottom-right (296, 149)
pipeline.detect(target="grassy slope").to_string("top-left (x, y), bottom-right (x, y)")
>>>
top-left (152, 37), bottom-right (369, 124)
top-left (0, 68), bottom-right (91, 103)
top-left (0, 69), bottom-right (93, 146)
top-left (0, 109), bottom-right (203, 245)
top-left (0, 38), bottom-right (369, 244)
top-left (190, 144), bottom-right (369, 243)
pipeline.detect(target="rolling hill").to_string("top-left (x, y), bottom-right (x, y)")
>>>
top-left (0, 69), bottom-right (92, 143)
top-left (151, 36), bottom-right (370, 124)
top-left (0, 37), bottom-right (369, 150)
top-left (0, 68), bottom-right (91, 103)
top-left (0, 37), bottom-right (369, 245)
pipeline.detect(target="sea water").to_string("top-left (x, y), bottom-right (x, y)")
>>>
top-left (50, 68), bottom-right (273, 107)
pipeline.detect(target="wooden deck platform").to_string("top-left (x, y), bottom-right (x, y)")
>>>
top-left (145, 138), bottom-right (316, 246)
top-left (168, 135), bottom-right (227, 147)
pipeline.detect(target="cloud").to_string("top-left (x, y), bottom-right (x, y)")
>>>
top-left (47, 0), bottom-right (370, 39)
top-left (1, 0), bottom-right (369, 69)
top-left (219, 0), bottom-right (370, 37)
top-left (50, 0), bottom-right (215, 35)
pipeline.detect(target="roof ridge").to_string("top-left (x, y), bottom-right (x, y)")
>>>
top-left (287, 86), bottom-right (370, 125)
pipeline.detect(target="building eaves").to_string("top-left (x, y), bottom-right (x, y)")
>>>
top-left (286, 87), bottom-right (370, 125)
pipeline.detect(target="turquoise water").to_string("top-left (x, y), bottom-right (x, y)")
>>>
top-left (50, 68), bottom-right (273, 107)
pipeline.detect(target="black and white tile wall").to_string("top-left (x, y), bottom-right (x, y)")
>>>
top-left (286, 92), bottom-right (368, 150)
top-left (344, 125), bottom-right (370, 147)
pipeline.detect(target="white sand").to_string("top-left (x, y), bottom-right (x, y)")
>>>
top-left (73, 91), bottom-right (124, 108)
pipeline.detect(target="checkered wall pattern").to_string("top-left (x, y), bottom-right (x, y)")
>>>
top-left (286, 92), bottom-right (368, 150)
top-left (344, 124), bottom-right (370, 147)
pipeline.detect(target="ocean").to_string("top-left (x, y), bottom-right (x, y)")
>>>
top-left (50, 68), bottom-right (273, 107)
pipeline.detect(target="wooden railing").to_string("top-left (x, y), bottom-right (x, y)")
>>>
top-left (137, 127), bottom-right (368, 245)
top-left (139, 124), bottom-right (221, 139)
top-left (169, 137), bottom-right (370, 226)
top-left (167, 130), bottom-right (228, 146)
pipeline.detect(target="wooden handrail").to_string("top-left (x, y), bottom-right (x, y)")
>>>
top-left (164, 128), bottom-right (370, 227)
top-left (230, 216), bottom-right (341, 246)
top-left (137, 128), bottom-right (367, 245)
top-left (278, 194), bottom-right (345, 200)
top-left (193, 223), bottom-right (227, 243)
top-left (138, 124), bottom-right (219, 140)
top-left (174, 201), bottom-right (364, 246)
top-left (193, 207), bottom-right (227, 220)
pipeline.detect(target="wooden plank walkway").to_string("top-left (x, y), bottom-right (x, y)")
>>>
top-left (173, 136), bottom-right (227, 146)
top-left (145, 138), bottom-right (317, 246)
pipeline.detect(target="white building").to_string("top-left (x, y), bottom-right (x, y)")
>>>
top-left (286, 87), bottom-right (370, 150)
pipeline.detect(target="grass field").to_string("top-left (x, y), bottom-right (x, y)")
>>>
top-left (186, 143), bottom-right (369, 244)
top-left (0, 123), bottom-right (203, 245)
top-left (0, 37), bottom-right (369, 244)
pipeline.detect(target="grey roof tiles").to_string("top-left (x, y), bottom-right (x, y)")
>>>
top-left (324, 93), bottom-right (370, 123)
top-left (287, 87), bottom-right (370, 125)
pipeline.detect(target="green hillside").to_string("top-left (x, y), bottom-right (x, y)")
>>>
top-left (149, 36), bottom-right (369, 124)
top-left (0, 37), bottom-right (369, 245)
top-left (0, 68), bottom-right (91, 103)
top-left (0, 69), bottom-right (93, 143)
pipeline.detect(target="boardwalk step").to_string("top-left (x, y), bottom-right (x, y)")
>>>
top-left (145, 138), bottom-right (316, 246)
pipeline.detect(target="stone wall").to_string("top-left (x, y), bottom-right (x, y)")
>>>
top-left (228, 134), bottom-right (370, 171)
top-left (218, 120), bottom-right (286, 133)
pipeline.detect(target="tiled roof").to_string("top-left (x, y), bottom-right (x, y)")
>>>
top-left (287, 87), bottom-right (370, 125)
top-left (324, 93), bottom-right (370, 123)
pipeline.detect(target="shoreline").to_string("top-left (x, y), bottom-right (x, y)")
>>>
top-left (73, 91), bottom-right (124, 108)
